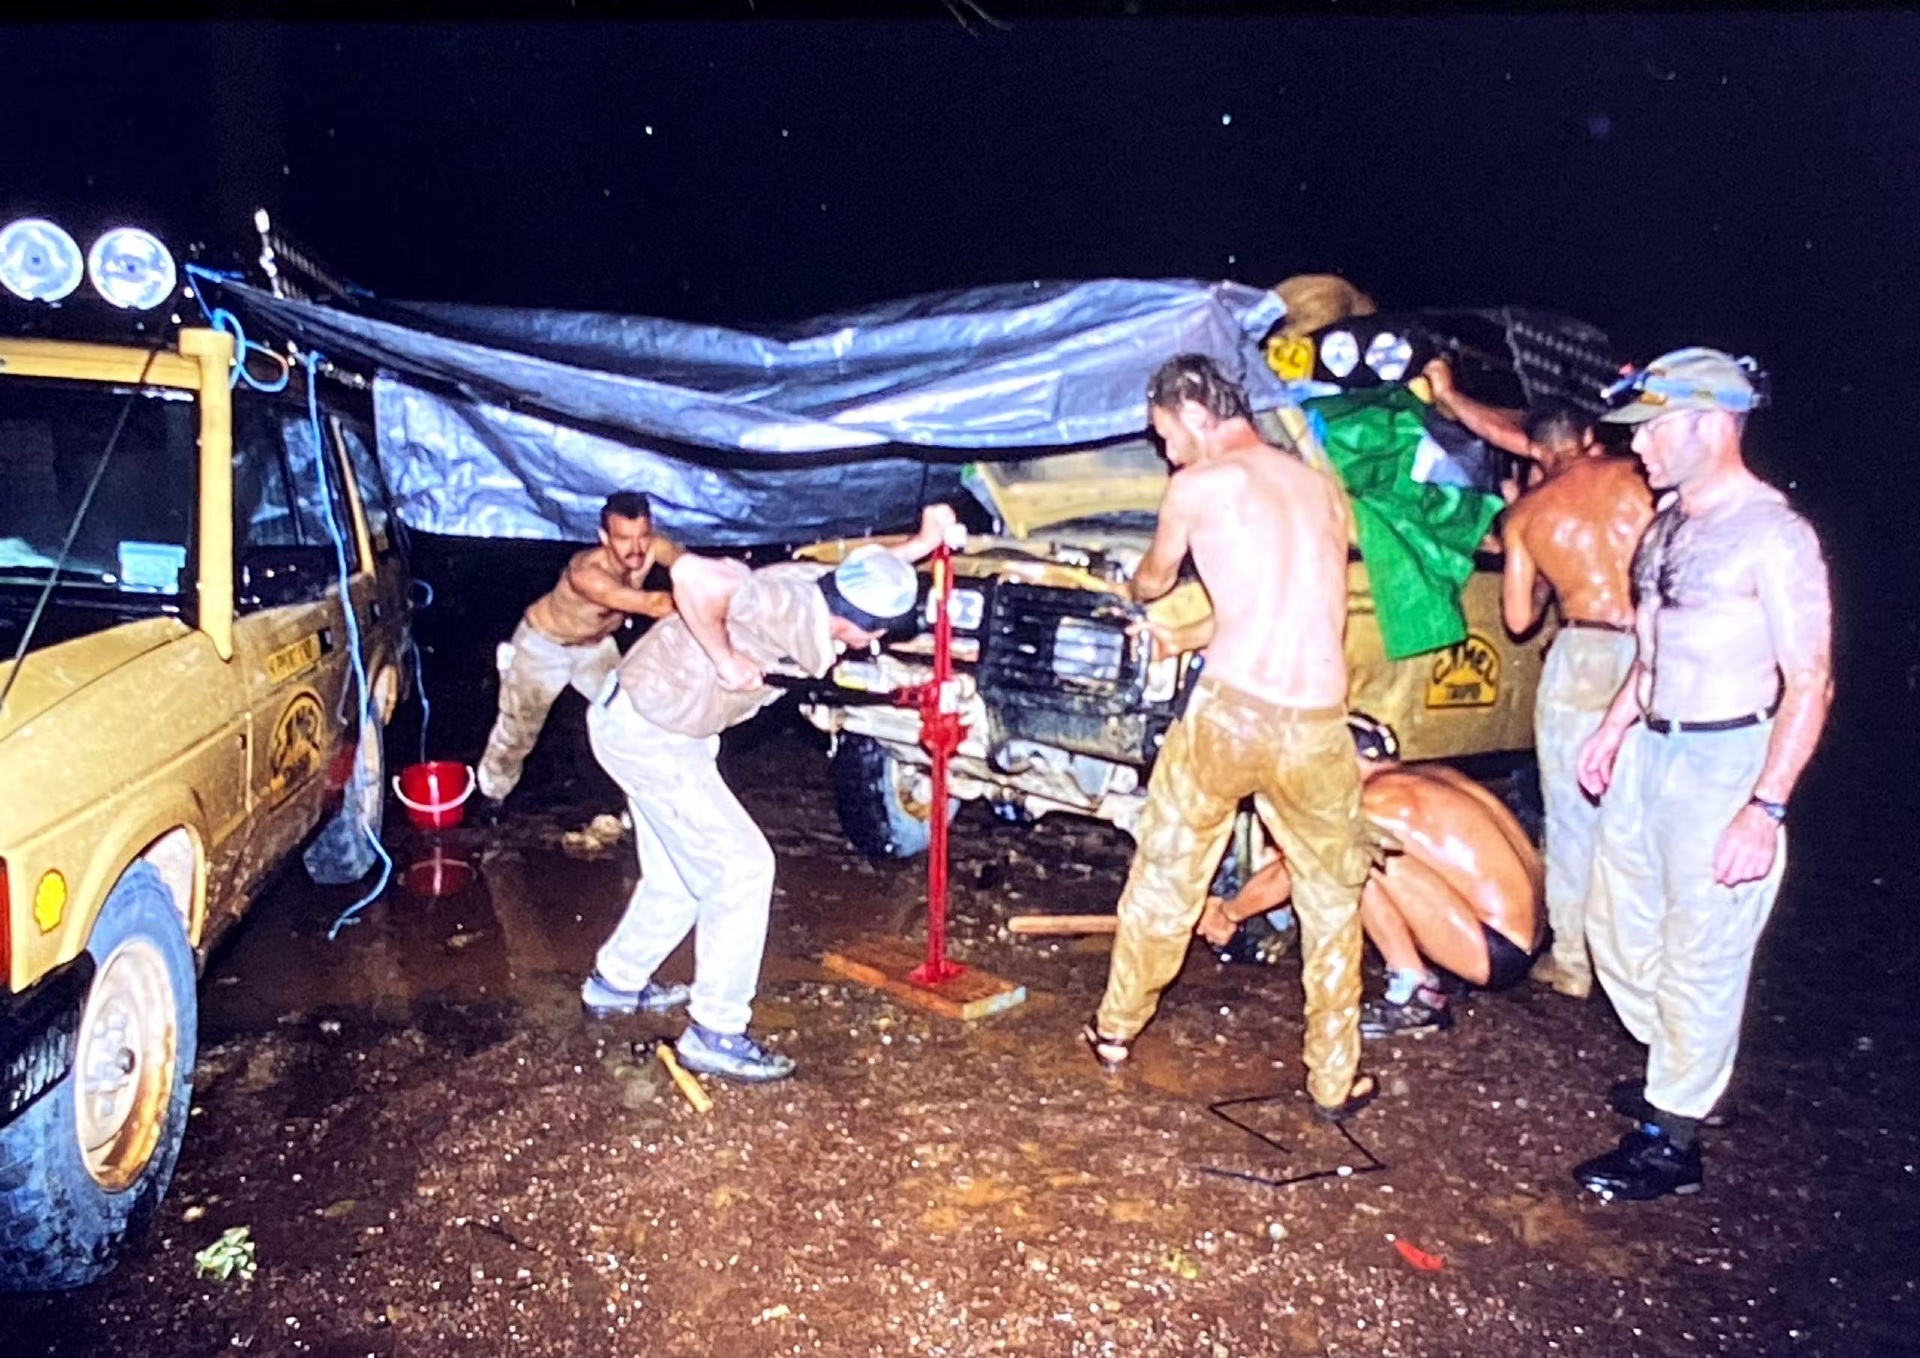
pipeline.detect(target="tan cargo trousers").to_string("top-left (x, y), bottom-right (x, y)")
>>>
top-left (476, 621), bottom-right (621, 801)
top-left (1535, 627), bottom-right (1639, 992)
top-left (1095, 678), bottom-right (1372, 1109)
top-left (1588, 721), bottom-right (1785, 1120)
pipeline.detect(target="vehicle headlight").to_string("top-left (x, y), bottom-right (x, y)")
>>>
top-left (1320, 329), bottom-right (1360, 379)
top-left (1052, 617), bottom-right (1124, 682)
top-left (87, 227), bottom-right (177, 310)
top-left (1365, 330), bottom-right (1414, 382)
top-left (0, 218), bottom-right (84, 302)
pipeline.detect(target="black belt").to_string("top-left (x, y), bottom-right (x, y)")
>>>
top-left (1645, 702), bottom-right (1779, 735)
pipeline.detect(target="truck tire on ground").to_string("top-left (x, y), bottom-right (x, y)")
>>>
top-left (304, 707), bottom-right (386, 886)
top-left (0, 864), bottom-right (197, 1291)
top-left (829, 734), bottom-right (956, 861)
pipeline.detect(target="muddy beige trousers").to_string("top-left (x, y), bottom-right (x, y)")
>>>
top-left (1096, 679), bottom-right (1372, 1109)
top-left (476, 621), bottom-right (621, 801)
top-left (586, 682), bottom-right (776, 1035)
top-left (1535, 627), bottom-right (1640, 992)
top-left (1587, 721), bottom-right (1785, 1120)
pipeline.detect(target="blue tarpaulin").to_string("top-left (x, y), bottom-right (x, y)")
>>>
top-left (211, 277), bottom-right (1291, 547)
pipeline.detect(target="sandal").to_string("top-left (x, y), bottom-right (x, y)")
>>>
top-left (1081, 1019), bottom-right (1133, 1073)
top-left (1311, 1073), bottom-right (1379, 1125)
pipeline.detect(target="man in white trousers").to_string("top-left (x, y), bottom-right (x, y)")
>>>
top-left (581, 504), bottom-right (958, 1083)
top-left (1574, 348), bottom-right (1832, 1201)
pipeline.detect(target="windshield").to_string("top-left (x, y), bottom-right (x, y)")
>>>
top-left (0, 378), bottom-right (198, 598)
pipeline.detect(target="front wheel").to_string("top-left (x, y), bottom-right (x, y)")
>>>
top-left (0, 864), bottom-right (198, 1291)
top-left (828, 734), bottom-right (958, 860)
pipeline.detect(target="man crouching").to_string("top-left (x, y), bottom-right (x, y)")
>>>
top-left (582, 505), bottom-right (958, 1083)
top-left (1086, 354), bottom-right (1376, 1122)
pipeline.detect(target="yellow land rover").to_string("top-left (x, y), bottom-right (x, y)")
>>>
top-left (0, 218), bottom-right (411, 1289)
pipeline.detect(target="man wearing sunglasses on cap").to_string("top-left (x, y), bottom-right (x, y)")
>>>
top-left (580, 505), bottom-right (959, 1083)
top-left (1572, 348), bottom-right (1832, 1201)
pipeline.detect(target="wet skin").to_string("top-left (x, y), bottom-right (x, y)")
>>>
top-left (1502, 454), bottom-right (1654, 633)
top-left (1135, 404), bottom-right (1353, 709)
top-left (1200, 761), bottom-right (1542, 985)
top-left (523, 513), bottom-right (681, 645)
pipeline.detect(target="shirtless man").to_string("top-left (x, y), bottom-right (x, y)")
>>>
top-left (1502, 405), bottom-right (1654, 998)
top-left (1196, 717), bottom-right (1543, 1038)
top-left (476, 491), bottom-right (682, 809)
top-left (1572, 348), bottom-right (1831, 1201)
top-left (1085, 354), bottom-right (1376, 1122)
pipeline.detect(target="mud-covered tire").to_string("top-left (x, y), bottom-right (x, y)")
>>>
top-left (0, 864), bottom-right (197, 1291)
top-left (304, 707), bottom-right (386, 886)
top-left (829, 734), bottom-right (956, 861)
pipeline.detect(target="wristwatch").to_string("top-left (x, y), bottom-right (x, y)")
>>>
top-left (1748, 796), bottom-right (1788, 824)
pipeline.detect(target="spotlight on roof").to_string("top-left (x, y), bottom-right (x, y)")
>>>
top-left (87, 227), bottom-right (177, 310)
top-left (0, 218), bottom-right (85, 303)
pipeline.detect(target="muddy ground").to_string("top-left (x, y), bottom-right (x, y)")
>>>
top-left (5, 539), bottom-right (1917, 1357)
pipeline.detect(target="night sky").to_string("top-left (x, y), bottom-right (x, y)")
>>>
top-left (5, 12), bottom-right (1917, 793)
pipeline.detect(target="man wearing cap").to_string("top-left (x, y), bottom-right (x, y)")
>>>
top-left (1085, 354), bottom-right (1377, 1123)
top-left (1197, 717), bottom-right (1544, 1039)
top-left (580, 504), bottom-right (957, 1083)
top-left (1501, 404), bottom-right (1654, 999)
top-left (477, 491), bottom-right (682, 813)
top-left (1573, 348), bottom-right (1831, 1200)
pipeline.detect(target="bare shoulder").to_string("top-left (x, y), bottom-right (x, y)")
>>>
top-left (567, 545), bottom-right (616, 581)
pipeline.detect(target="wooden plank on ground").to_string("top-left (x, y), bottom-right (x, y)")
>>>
top-left (1007, 914), bottom-right (1119, 936)
top-left (820, 935), bottom-right (1029, 1021)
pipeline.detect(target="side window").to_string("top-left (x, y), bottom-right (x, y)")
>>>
top-left (232, 397), bottom-right (353, 612)
top-left (335, 418), bottom-right (399, 558)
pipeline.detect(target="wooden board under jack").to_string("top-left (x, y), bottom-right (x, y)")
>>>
top-left (820, 935), bottom-right (1029, 1021)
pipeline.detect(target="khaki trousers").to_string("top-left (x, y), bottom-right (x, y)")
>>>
top-left (1588, 722), bottom-right (1785, 1120)
top-left (476, 621), bottom-right (620, 800)
top-left (1096, 678), bottom-right (1371, 1109)
top-left (586, 681), bottom-right (776, 1035)
top-left (1535, 627), bottom-right (1639, 991)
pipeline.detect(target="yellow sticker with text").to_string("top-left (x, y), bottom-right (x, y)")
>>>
top-left (1265, 335), bottom-right (1317, 382)
top-left (266, 633), bottom-right (323, 685)
top-left (266, 691), bottom-right (327, 802)
top-left (1425, 632), bottom-right (1501, 709)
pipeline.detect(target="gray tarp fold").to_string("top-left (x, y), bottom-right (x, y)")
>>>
top-left (211, 277), bottom-right (1290, 547)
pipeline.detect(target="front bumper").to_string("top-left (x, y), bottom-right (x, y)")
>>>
top-left (0, 955), bottom-right (94, 1129)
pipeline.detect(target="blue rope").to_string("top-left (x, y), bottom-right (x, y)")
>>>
top-left (297, 350), bottom-right (395, 938)
top-left (182, 263), bottom-right (290, 393)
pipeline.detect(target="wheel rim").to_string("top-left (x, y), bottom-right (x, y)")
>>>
top-left (74, 938), bottom-right (177, 1192)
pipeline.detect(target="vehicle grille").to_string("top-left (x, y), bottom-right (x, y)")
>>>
top-left (977, 583), bottom-right (1138, 705)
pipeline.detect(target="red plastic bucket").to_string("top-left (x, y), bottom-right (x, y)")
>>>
top-left (392, 761), bottom-right (475, 831)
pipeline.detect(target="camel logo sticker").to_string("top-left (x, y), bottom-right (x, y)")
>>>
top-left (266, 691), bottom-right (327, 803)
top-left (265, 632), bottom-right (324, 685)
top-left (1425, 632), bottom-right (1501, 709)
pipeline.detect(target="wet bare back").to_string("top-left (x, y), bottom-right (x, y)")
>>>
top-left (1362, 765), bottom-right (1542, 949)
top-left (1504, 457), bottom-right (1652, 628)
top-left (1172, 445), bottom-right (1352, 707)
top-left (526, 543), bottom-right (660, 646)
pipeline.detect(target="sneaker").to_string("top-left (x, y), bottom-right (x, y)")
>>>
top-left (1606, 1080), bottom-right (1733, 1130)
top-left (1361, 988), bottom-right (1454, 1040)
top-left (1529, 953), bottom-right (1592, 999)
top-left (1214, 912), bottom-right (1298, 967)
top-left (675, 1025), bottom-right (796, 1083)
top-left (580, 972), bottom-right (691, 1017)
top-left (1574, 1125), bottom-right (1704, 1201)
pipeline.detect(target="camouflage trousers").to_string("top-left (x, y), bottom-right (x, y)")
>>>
top-left (476, 621), bottom-right (620, 801)
top-left (1096, 677), bottom-right (1371, 1109)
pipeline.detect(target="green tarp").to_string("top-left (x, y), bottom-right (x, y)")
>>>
top-left (1306, 387), bottom-right (1504, 662)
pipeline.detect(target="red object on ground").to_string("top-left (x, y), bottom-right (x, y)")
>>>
top-left (393, 760), bottom-right (476, 831)
top-left (903, 541), bottom-right (965, 987)
top-left (402, 845), bottom-right (475, 898)
top-left (1393, 1239), bottom-right (1446, 1272)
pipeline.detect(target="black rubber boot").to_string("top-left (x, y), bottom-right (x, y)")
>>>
top-left (1573, 1124), bottom-right (1704, 1201)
